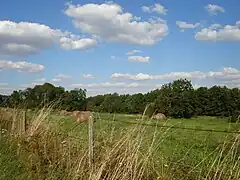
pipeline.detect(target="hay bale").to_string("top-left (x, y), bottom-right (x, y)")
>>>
top-left (59, 110), bottom-right (68, 116)
top-left (152, 113), bottom-right (166, 120)
top-left (70, 111), bottom-right (93, 123)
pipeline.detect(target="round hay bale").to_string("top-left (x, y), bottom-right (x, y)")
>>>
top-left (70, 111), bottom-right (93, 123)
top-left (152, 113), bottom-right (166, 120)
top-left (59, 110), bottom-right (67, 116)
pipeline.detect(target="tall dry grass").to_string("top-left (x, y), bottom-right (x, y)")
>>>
top-left (0, 105), bottom-right (239, 180)
top-left (0, 106), bottom-right (161, 180)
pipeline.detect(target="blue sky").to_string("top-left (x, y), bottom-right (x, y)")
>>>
top-left (0, 0), bottom-right (240, 96)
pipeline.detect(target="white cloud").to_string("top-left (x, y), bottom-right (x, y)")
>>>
top-left (71, 82), bottom-right (150, 96)
top-left (209, 24), bottom-right (222, 30)
top-left (176, 21), bottom-right (200, 31)
top-left (71, 82), bottom-right (141, 89)
top-left (126, 49), bottom-right (142, 55)
top-left (111, 67), bottom-right (240, 83)
top-left (56, 74), bottom-right (71, 79)
top-left (142, 3), bottom-right (168, 15)
top-left (111, 73), bottom-right (153, 81)
top-left (98, 67), bottom-right (239, 95)
top-left (2, 43), bottom-right (39, 56)
top-left (82, 74), bottom-right (95, 79)
top-left (71, 82), bottom-right (172, 96)
top-left (51, 73), bottom-right (71, 82)
top-left (20, 82), bottom-right (44, 89)
top-left (195, 21), bottom-right (240, 41)
top-left (0, 86), bottom-right (13, 95)
top-left (155, 84), bottom-right (163, 89)
top-left (0, 82), bottom-right (8, 86)
top-left (0, 20), bottom-right (62, 57)
top-left (64, 2), bottom-right (168, 45)
top-left (34, 78), bottom-right (46, 83)
top-left (4, 67), bottom-right (240, 97)
top-left (128, 56), bottom-right (151, 63)
top-left (60, 36), bottom-right (97, 50)
top-left (51, 78), bottom-right (61, 82)
top-left (0, 20), bottom-right (96, 57)
top-left (222, 67), bottom-right (239, 74)
top-left (0, 60), bottom-right (44, 72)
top-left (205, 4), bottom-right (225, 15)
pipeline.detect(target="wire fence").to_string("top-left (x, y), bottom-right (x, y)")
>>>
top-left (97, 118), bottom-right (240, 134)
top-left (1, 109), bottom-right (239, 175)
top-left (1, 109), bottom-right (240, 137)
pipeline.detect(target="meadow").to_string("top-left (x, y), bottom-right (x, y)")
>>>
top-left (0, 107), bottom-right (240, 180)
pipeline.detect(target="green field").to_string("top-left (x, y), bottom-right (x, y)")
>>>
top-left (0, 109), bottom-right (240, 180)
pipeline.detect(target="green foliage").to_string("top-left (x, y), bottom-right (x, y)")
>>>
top-left (0, 138), bottom-right (27, 180)
top-left (0, 94), bottom-right (9, 107)
top-left (1, 83), bottom-right (86, 111)
top-left (1, 79), bottom-right (240, 119)
top-left (1, 108), bottom-right (240, 180)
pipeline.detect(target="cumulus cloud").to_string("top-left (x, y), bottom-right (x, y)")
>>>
top-left (71, 82), bottom-right (150, 96)
top-left (111, 73), bottom-right (153, 81)
top-left (176, 21), bottom-right (200, 31)
top-left (0, 20), bottom-right (96, 57)
top-left (195, 21), bottom-right (240, 41)
top-left (82, 74), bottom-right (95, 79)
top-left (0, 87), bottom-right (13, 95)
top-left (70, 82), bottom-right (170, 96)
top-left (60, 36), bottom-right (97, 50)
top-left (128, 56), bottom-right (151, 63)
top-left (126, 49), bottom-right (142, 55)
top-left (100, 67), bottom-right (239, 95)
top-left (71, 82), bottom-right (141, 89)
top-left (205, 4), bottom-right (225, 15)
top-left (51, 73), bottom-right (71, 82)
top-left (6, 67), bottom-right (240, 97)
top-left (142, 3), bottom-right (168, 15)
top-left (64, 2), bottom-right (168, 45)
top-left (111, 67), bottom-right (240, 83)
top-left (0, 60), bottom-right (44, 72)
top-left (0, 20), bottom-right (62, 57)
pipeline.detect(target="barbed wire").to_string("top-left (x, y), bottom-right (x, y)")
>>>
top-left (97, 118), bottom-right (240, 134)
top-left (1, 109), bottom-right (240, 135)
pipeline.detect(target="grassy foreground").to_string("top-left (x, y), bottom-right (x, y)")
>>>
top-left (0, 107), bottom-right (240, 180)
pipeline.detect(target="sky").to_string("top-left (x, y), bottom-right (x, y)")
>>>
top-left (0, 0), bottom-right (240, 96)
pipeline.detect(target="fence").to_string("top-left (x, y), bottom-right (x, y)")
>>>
top-left (1, 109), bottom-right (240, 171)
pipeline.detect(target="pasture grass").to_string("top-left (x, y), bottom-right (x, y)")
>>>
top-left (0, 137), bottom-right (28, 180)
top-left (0, 107), bottom-right (239, 180)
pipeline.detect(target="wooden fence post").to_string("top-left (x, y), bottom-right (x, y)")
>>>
top-left (23, 110), bottom-right (27, 132)
top-left (88, 115), bottom-right (94, 169)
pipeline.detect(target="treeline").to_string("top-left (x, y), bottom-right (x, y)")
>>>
top-left (0, 79), bottom-right (240, 119)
